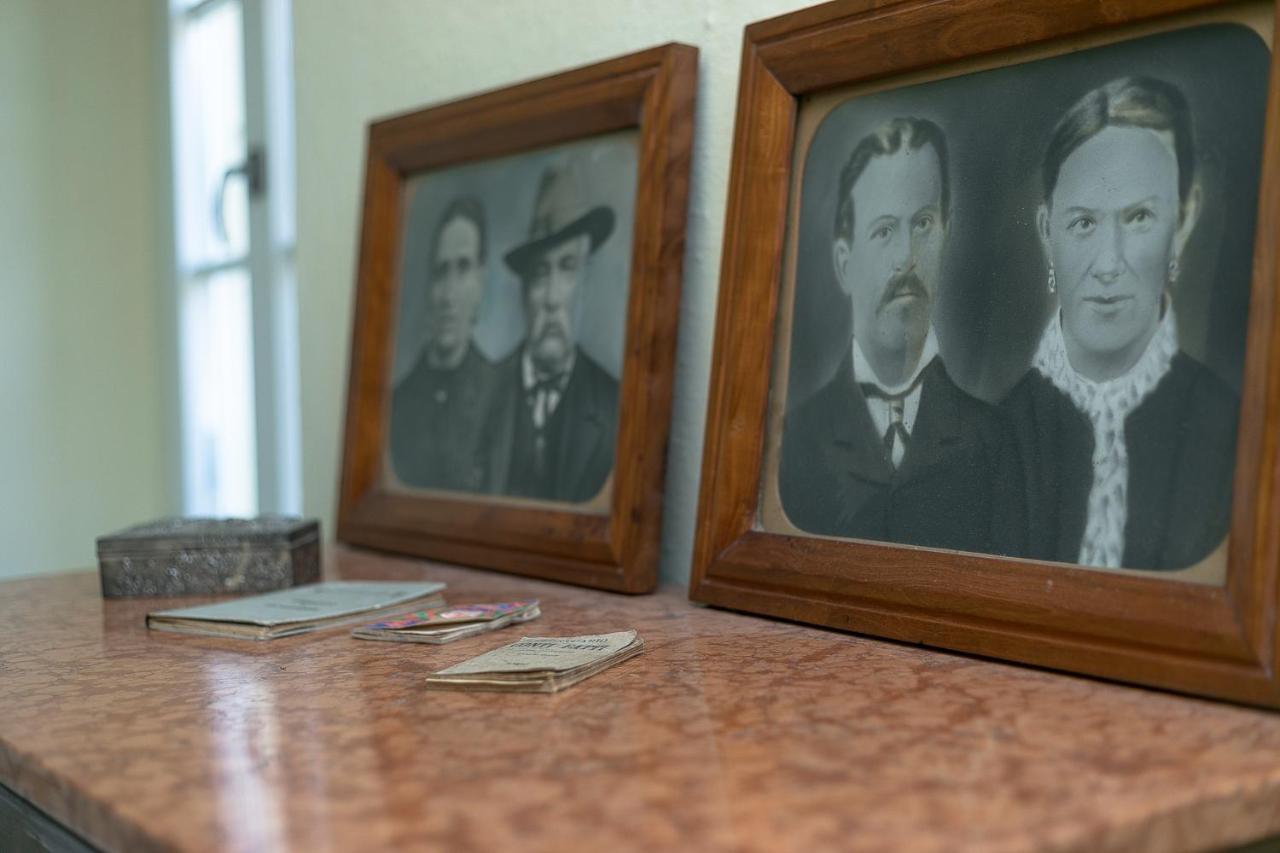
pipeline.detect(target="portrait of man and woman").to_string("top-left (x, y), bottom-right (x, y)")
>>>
top-left (772, 22), bottom-right (1269, 575)
top-left (385, 131), bottom-right (638, 508)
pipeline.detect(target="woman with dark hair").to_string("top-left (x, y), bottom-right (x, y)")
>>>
top-left (1002, 76), bottom-right (1238, 571)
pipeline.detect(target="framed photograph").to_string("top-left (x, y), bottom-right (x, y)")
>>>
top-left (338, 44), bottom-right (697, 592)
top-left (690, 0), bottom-right (1280, 705)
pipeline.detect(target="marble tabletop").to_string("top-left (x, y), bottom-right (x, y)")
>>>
top-left (4, 545), bottom-right (1280, 852)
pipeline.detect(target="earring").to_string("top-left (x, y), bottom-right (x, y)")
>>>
top-left (1168, 257), bottom-right (1180, 284)
top-left (1047, 265), bottom-right (1056, 295)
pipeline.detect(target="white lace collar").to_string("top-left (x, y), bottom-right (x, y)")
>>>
top-left (1031, 304), bottom-right (1178, 568)
top-left (1032, 305), bottom-right (1177, 414)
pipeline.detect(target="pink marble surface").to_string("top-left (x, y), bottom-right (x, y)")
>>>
top-left (3, 545), bottom-right (1280, 851)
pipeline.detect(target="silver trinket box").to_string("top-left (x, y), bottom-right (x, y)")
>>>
top-left (96, 516), bottom-right (321, 598)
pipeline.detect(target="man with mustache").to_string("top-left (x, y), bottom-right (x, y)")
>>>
top-left (388, 196), bottom-right (496, 492)
top-left (778, 117), bottom-right (1022, 554)
top-left (480, 157), bottom-right (620, 503)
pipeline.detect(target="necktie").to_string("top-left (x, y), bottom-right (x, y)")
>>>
top-left (859, 378), bottom-right (922, 468)
top-left (527, 373), bottom-right (568, 478)
top-left (528, 374), bottom-right (567, 429)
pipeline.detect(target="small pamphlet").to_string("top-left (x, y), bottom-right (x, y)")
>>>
top-left (146, 580), bottom-right (446, 640)
top-left (425, 630), bottom-right (643, 693)
top-left (352, 601), bottom-right (540, 644)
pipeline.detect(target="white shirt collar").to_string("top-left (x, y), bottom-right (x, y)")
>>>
top-left (521, 347), bottom-right (576, 392)
top-left (851, 327), bottom-right (939, 393)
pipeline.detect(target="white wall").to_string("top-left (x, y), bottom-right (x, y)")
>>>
top-left (293, 0), bottom-right (816, 585)
top-left (0, 1), bottom-right (171, 578)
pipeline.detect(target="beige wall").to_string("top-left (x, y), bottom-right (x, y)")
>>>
top-left (292, 0), bottom-right (815, 585)
top-left (0, 1), bottom-right (171, 578)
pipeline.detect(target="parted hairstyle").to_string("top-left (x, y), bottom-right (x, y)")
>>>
top-left (833, 117), bottom-right (950, 241)
top-left (1042, 75), bottom-right (1195, 205)
top-left (430, 195), bottom-right (488, 269)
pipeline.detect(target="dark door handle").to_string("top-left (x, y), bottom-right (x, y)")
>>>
top-left (213, 147), bottom-right (266, 244)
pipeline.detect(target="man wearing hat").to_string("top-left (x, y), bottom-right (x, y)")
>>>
top-left (479, 157), bottom-right (620, 503)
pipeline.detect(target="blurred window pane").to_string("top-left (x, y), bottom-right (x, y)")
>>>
top-left (173, 0), bottom-right (248, 270)
top-left (180, 267), bottom-right (259, 515)
top-left (169, 0), bottom-right (297, 516)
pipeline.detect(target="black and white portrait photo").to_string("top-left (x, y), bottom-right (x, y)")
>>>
top-left (764, 21), bottom-right (1271, 578)
top-left (385, 131), bottom-right (637, 509)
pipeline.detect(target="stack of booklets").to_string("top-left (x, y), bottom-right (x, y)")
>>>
top-left (425, 630), bottom-right (644, 693)
top-left (352, 601), bottom-right (540, 644)
top-left (146, 580), bottom-right (446, 640)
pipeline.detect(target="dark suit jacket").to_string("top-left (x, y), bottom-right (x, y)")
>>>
top-left (1001, 351), bottom-right (1238, 570)
top-left (778, 354), bottom-right (1024, 556)
top-left (481, 347), bottom-right (619, 503)
top-left (387, 343), bottom-right (496, 492)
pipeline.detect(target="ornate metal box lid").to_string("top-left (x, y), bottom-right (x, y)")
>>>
top-left (97, 516), bottom-right (319, 557)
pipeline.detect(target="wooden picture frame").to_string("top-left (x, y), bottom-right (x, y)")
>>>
top-left (690, 0), bottom-right (1280, 706)
top-left (338, 44), bottom-right (697, 593)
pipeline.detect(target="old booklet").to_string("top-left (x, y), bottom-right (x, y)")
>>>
top-left (351, 601), bottom-right (540, 644)
top-left (425, 630), bottom-right (643, 693)
top-left (146, 580), bottom-right (446, 640)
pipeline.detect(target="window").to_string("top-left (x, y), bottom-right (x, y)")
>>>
top-left (166, 0), bottom-right (300, 516)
